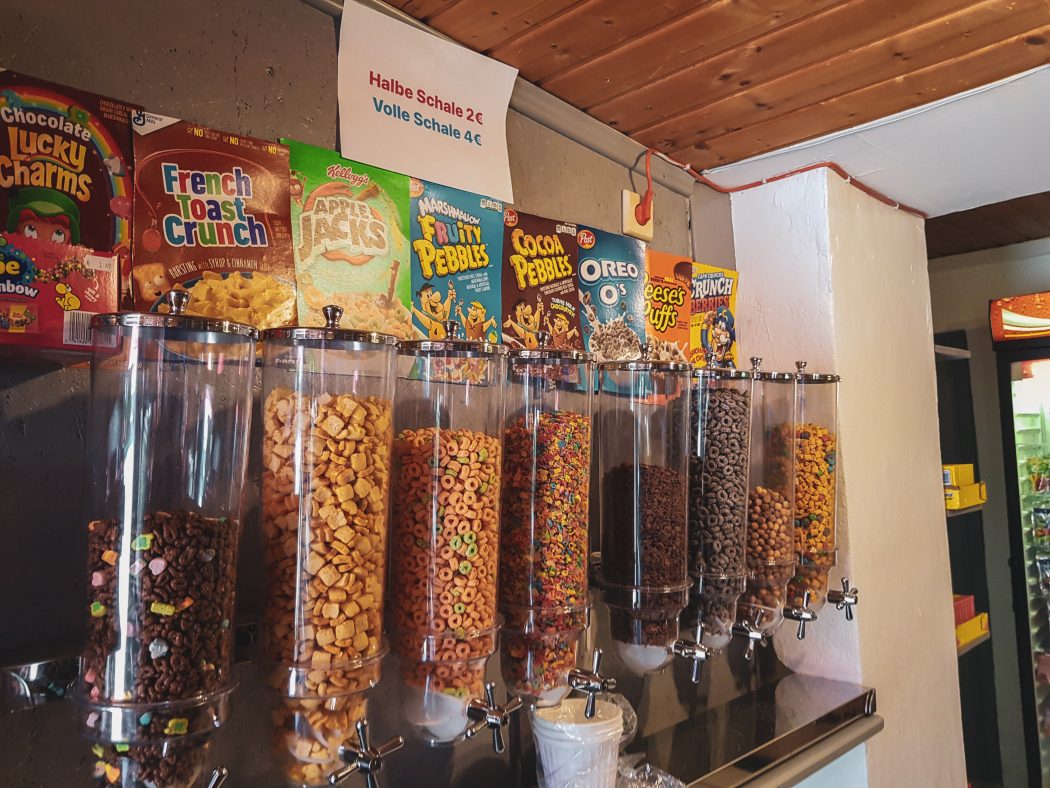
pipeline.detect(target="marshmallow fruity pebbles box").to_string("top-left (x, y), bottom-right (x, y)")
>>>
top-left (0, 70), bottom-right (135, 356)
top-left (409, 178), bottom-right (503, 342)
top-left (283, 139), bottom-right (416, 337)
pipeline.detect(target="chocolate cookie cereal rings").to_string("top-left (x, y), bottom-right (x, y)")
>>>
top-left (597, 351), bottom-right (692, 674)
top-left (79, 293), bottom-right (255, 781)
top-left (259, 306), bottom-right (398, 785)
top-left (390, 322), bottom-right (511, 744)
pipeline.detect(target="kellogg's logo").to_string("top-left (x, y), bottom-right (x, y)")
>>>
top-left (577, 230), bottom-right (595, 250)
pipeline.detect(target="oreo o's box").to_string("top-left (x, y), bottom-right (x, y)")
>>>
top-left (410, 179), bottom-right (503, 342)
top-left (0, 70), bottom-right (135, 359)
top-left (576, 227), bottom-right (646, 362)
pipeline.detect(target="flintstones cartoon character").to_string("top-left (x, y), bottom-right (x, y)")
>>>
top-left (412, 280), bottom-right (456, 339)
top-left (503, 296), bottom-right (544, 349)
top-left (701, 304), bottom-right (736, 367)
top-left (456, 299), bottom-right (497, 342)
top-left (545, 309), bottom-right (579, 349)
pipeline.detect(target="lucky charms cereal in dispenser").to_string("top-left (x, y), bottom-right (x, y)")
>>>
top-left (259, 306), bottom-right (400, 785)
top-left (499, 337), bottom-right (593, 705)
top-left (410, 178), bottom-right (503, 342)
top-left (0, 69), bottom-right (135, 358)
top-left (501, 210), bottom-right (583, 350)
top-left (132, 115), bottom-right (294, 329)
top-left (389, 324), bottom-right (520, 745)
top-left (577, 227), bottom-right (646, 362)
top-left (284, 139), bottom-right (417, 338)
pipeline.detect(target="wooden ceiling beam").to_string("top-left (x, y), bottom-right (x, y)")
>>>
top-left (426, 0), bottom-right (584, 52)
top-left (641, 0), bottom-right (1049, 154)
top-left (391, 0), bottom-right (464, 20)
top-left (677, 24), bottom-right (1050, 169)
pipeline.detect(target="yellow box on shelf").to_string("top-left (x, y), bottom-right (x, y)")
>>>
top-left (945, 481), bottom-right (987, 510)
top-left (956, 612), bottom-right (989, 654)
top-left (943, 463), bottom-right (975, 487)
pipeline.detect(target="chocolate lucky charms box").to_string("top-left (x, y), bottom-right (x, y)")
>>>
top-left (0, 70), bottom-right (135, 357)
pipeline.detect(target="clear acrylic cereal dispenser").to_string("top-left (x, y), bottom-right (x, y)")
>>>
top-left (389, 321), bottom-right (521, 747)
top-left (259, 305), bottom-right (403, 785)
top-left (499, 334), bottom-right (594, 706)
top-left (596, 350), bottom-right (692, 675)
top-left (80, 291), bottom-right (255, 787)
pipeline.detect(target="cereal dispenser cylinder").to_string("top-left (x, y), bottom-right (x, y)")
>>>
top-left (687, 364), bottom-right (753, 649)
top-left (787, 362), bottom-right (841, 614)
top-left (259, 306), bottom-right (397, 785)
top-left (389, 327), bottom-right (507, 744)
top-left (597, 357), bottom-right (692, 675)
top-left (79, 292), bottom-right (255, 784)
top-left (738, 362), bottom-right (797, 635)
top-left (499, 342), bottom-right (594, 706)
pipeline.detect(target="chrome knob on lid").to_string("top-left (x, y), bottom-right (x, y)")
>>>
top-left (164, 289), bottom-right (189, 315)
top-left (568, 647), bottom-right (618, 718)
top-left (329, 718), bottom-right (405, 788)
top-left (323, 304), bottom-right (344, 328)
top-left (827, 577), bottom-right (859, 621)
top-left (442, 320), bottom-right (460, 339)
top-left (672, 622), bottom-right (715, 684)
top-left (206, 767), bottom-right (229, 788)
top-left (465, 682), bottom-right (523, 753)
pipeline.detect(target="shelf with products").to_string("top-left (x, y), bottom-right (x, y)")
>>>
top-left (947, 504), bottom-right (985, 518)
top-left (956, 614), bottom-right (990, 656)
top-left (935, 344), bottom-right (972, 361)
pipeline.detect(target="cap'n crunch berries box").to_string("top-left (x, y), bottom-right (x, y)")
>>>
top-left (410, 179), bottom-right (503, 342)
top-left (644, 249), bottom-right (692, 363)
top-left (284, 139), bottom-right (417, 337)
top-left (691, 262), bottom-right (739, 368)
top-left (132, 115), bottom-right (295, 330)
top-left (0, 70), bottom-right (136, 360)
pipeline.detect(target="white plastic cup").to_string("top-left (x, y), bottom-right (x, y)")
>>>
top-left (532, 698), bottom-right (623, 788)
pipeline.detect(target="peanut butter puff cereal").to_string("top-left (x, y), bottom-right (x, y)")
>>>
top-left (793, 423), bottom-right (837, 556)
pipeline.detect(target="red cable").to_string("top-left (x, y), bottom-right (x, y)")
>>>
top-left (635, 148), bottom-right (655, 226)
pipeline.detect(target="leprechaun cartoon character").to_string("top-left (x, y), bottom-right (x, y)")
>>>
top-left (7, 187), bottom-right (81, 247)
top-left (456, 299), bottom-right (497, 341)
top-left (701, 305), bottom-right (736, 368)
top-left (412, 280), bottom-right (456, 339)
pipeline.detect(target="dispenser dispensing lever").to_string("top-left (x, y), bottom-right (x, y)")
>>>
top-left (827, 577), bottom-right (859, 621)
top-left (568, 647), bottom-right (618, 718)
top-left (465, 682), bottom-right (524, 754)
top-left (731, 609), bottom-right (768, 662)
top-left (329, 719), bottom-right (405, 788)
top-left (206, 767), bottom-right (229, 788)
top-left (784, 589), bottom-right (818, 640)
top-left (671, 622), bottom-right (715, 683)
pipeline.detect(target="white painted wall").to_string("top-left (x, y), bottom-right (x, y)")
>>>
top-left (731, 169), bottom-right (966, 787)
top-left (928, 237), bottom-right (1050, 788)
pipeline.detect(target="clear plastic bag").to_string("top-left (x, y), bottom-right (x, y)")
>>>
top-left (616, 753), bottom-right (686, 787)
top-left (533, 698), bottom-right (623, 788)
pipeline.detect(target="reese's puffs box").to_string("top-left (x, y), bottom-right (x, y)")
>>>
top-left (132, 115), bottom-right (294, 329)
top-left (690, 262), bottom-right (739, 368)
top-left (0, 70), bottom-right (135, 359)
top-left (410, 179), bottom-right (503, 342)
top-left (576, 227), bottom-right (646, 362)
top-left (283, 140), bottom-right (417, 337)
top-left (644, 249), bottom-right (692, 363)
top-left (502, 210), bottom-right (582, 350)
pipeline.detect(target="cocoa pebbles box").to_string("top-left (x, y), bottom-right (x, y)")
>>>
top-left (691, 262), bottom-right (739, 368)
top-left (0, 70), bottom-right (135, 359)
top-left (501, 210), bottom-right (582, 350)
top-left (132, 114), bottom-right (295, 330)
top-left (576, 227), bottom-right (646, 362)
top-left (283, 140), bottom-right (417, 337)
top-left (644, 249), bottom-right (692, 363)
top-left (410, 179), bottom-right (503, 342)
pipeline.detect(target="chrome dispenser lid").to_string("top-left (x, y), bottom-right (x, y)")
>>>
top-left (397, 319), bottom-right (506, 356)
top-left (749, 355), bottom-right (794, 382)
top-left (507, 329), bottom-right (592, 362)
top-left (91, 290), bottom-right (259, 339)
top-left (262, 304), bottom-right (398, 345)
top-left (598, 342), bottom-right (691, 372)
top-left (794, 360), bottom-right (840, 383)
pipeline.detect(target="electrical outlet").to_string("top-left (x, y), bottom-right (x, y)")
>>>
top-left (622, 189), bottom-right (654, 242)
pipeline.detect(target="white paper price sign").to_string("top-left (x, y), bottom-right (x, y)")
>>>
top-left (338, 3), bottom-right (518, 202)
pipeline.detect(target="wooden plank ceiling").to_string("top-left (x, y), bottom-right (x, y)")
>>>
top-left (926, 191), bottom-right (1050, 257)
top-left (388, 0), bottom-right (1050, 171)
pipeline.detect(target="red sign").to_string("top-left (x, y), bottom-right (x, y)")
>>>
top-left (991, 291), bottom-right (1050, 342)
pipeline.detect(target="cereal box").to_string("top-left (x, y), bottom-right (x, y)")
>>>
top-left (576, 227), bottom-right (646, 362)
top-left (284, 140), bottom-right (417, 337)
top-left (0, 70), bottom-right (136, 358)
top-left (132, 114), bottom-right (294, 329)
top-left (644, 249), bottom-right (692, 363)
top-left (690, 262), bottom-right (739, 368)
top-left (410, 179), bottom-right (503, 342)
top-left (502, 210), bottom-right (582, 350)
